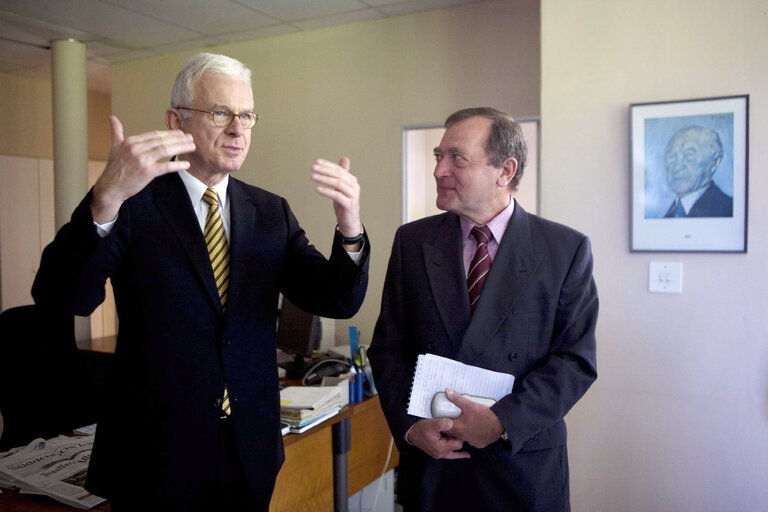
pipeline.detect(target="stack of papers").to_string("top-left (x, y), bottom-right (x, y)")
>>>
top-left (280, 386), bottom-right (345, 433)
top-left (0, 434), bottom-right (106, 509)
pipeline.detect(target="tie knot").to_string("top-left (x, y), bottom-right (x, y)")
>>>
top-left (471, 225), bottom-right (492, 245)
top-left (203, 188), bottom-right (219, 208)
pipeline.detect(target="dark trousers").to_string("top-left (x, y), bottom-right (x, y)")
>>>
top-left (110, 417), bottom-right (268, 512)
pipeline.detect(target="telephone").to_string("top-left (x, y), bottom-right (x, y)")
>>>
top-left (302, 358), bottom-right (350, 386)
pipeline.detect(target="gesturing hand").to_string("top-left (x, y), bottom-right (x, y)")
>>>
top-left (311, 157), bottom-right (362, 241)
top-left (90, 116), bottom-right (196, 223)
top-left (407, 418), bottom-right (470, 460)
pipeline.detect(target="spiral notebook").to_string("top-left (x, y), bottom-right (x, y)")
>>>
top-left (406, 354), bottom-right (515, 418)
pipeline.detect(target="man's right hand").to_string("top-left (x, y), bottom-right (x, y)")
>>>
top-left (90, 116), bottom-right (196, 224)
top-left (407, 418), bottom-right (470, 460)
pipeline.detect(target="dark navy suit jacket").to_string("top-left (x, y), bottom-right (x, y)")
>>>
top-left (32, 172), bottom-right (369, 503)
top-left (664, 183), bottom-right (733, 218)
top-left (369, 202), bottom-right (597, 511)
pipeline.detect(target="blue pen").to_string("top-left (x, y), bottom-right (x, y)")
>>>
top-left (349, 365), bottom-right (359, 403)
top-left (356, 368), bottom-right (364, 401)
top-left (348, 326), bottom-right (359, 356)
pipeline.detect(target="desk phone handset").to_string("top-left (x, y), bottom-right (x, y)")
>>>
top-left (302, 358), bottom-right (350, 386)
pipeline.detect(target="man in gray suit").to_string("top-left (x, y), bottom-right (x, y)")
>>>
top-left (369, 107), bottom-right (598, 511)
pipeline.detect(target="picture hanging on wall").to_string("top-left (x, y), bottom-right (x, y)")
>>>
top-left (630, 95), bottom-right (748, 252)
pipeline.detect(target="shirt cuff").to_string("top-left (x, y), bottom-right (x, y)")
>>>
top-left (404, 424), bottom-right (415, 446)
top-left (94, 217), bottom-right (118, 238)
top-left (345, 239), bottom-right (365, 265)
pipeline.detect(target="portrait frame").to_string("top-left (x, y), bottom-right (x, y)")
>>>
top-left (630, 95), bottom-right (748, 252)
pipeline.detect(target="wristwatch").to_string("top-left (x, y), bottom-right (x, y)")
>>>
top-left (336, 225), bottom-right (365, 245)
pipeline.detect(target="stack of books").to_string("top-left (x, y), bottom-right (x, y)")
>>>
top-left (279, 385), bottom-right (346, 434)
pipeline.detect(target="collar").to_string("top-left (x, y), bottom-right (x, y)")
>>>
top-left (678, 183), bottom-right (711, 214)
top-left (460, 195), bottom-right (515, 243)
top-left (177, 169), bottom-right (230, 209)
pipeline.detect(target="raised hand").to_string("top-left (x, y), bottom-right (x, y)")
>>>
top-left (311, 157), bottom-right (362, 244)
top-left (90, 116), bottom-right (196, 223)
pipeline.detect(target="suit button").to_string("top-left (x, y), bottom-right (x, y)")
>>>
top-left (509, 352), bottom-right (519, 361)
top-left (222, 337), bottom-right (231, 347)
top-left (213, 398), bottom-right (223, 408)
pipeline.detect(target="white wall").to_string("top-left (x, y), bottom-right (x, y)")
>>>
top-left (542, 1), bottom-right (768, 510)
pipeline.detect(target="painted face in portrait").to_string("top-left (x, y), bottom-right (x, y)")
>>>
top-left (664, 126), bottom-right (723, 197)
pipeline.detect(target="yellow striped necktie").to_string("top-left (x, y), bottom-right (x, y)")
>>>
top-left (202, 188), bottom-right (231, 416)
top-left (202, 188), bottom-right (230, 306)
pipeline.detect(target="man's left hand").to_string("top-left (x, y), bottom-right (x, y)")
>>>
top-left (311, 157), bottom-right (362, 244)
top-left (443, 388), bottom-right (505, 449)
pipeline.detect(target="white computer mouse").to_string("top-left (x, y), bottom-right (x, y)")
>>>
top-left (431, 392), bottom-right (461, 418)
top-left (430, 391), bottom-right (497, 418)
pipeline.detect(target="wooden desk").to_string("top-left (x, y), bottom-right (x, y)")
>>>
top-left (1, 396), bottom-right (398, 512)
top-left (270, 395), bottom-right (399, 512)
top-left (76, 335), bottom-right (116, 354)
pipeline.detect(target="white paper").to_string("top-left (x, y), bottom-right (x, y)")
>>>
top-left (279, 385), bottom-right (341, 409)
top-left (407, 354), bottom-right (515, 418)
top-left (0, 435), bottom-right (106, 509)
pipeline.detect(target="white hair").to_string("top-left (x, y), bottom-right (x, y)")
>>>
top-left (170, 53), bottom-right (253, 116)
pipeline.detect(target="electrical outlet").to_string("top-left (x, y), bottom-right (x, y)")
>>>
top-left (648, 262), bottom-right (682, 293)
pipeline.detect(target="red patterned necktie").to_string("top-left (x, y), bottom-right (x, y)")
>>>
top-left (467, 225), bottom-right (493, 312)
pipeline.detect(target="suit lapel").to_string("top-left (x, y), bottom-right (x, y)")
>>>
top-left (423, 214), bottom-right (471, 352)
top-left (225, 178), bottom-right (256, 314)
top-left (457, 203), bottom-right (542, 363)
top-left (154, 173), bottom-right (223, 312)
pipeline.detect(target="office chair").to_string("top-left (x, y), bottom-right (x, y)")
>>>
top-left (0, 305), bottom-right (104, 451)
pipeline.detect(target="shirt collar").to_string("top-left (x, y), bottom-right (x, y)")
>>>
top-left (460, 195), bottom-right (515, 243)
top-left (177, 170), bottom-right (229, 209)
top-left (679, 183), bottom-right (710, 214)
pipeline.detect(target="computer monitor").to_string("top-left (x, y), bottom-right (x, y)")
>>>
top-left (276, 296), bottom-right (322, 379)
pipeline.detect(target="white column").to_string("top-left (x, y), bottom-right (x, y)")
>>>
top-left (51, 39), bottom-right (88, 229)
top-left (51, 39), bottom-right (90, 341)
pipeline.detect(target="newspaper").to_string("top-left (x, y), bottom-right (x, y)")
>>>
top-left (0, 435), bottom-right (106, 509)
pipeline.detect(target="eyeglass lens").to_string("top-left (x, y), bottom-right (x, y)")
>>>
top-left (212, 110), bottom-right (257, 128)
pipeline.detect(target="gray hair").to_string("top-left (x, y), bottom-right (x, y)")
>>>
top-left (171, 53), bottom-right (253, 117)
top-left (445, 107), bottom-right (528, 191)
top-left (666, 125), bottom-right (723, 160)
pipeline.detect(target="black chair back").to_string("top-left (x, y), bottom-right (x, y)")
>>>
top-left (0, 305), bottom-right (103, 451)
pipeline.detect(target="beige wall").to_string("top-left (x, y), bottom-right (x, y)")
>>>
top-left (0, 73), bottom-right (111, 161)
top-left (542, 1), bottom-right (767, 510)
top-left (111, 0), bottom-right (541, 345)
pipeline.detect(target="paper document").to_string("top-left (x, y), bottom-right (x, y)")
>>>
top-left (0, 435), bottom-right (106, 509)
top-left (280, 385), bottom-right (341, 410)
top-left (407, 353), bottom-right (515, 418)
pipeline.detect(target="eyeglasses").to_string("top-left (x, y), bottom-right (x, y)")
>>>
top-left (178, 107), bottom-right (260, 129)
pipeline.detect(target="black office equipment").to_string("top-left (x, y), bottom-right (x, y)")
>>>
top-left (0, 305), bottom-right (110, 451)
top-left (302, 359), bottom-right (350, 386)
top-left (275, 297), bottom-right (323, 380)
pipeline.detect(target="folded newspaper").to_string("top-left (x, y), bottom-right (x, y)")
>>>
top-left (0, 434), bottom-right (106, 509)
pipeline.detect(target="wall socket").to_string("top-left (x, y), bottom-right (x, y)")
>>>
top-left (649, 262), bottom-right (683, 293)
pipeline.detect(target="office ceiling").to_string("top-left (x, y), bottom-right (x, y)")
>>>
top-left (0, 0), bottom-right (484, 93)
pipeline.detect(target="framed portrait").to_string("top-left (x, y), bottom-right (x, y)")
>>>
top-left (630, 95), bottom-right (748, 252)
